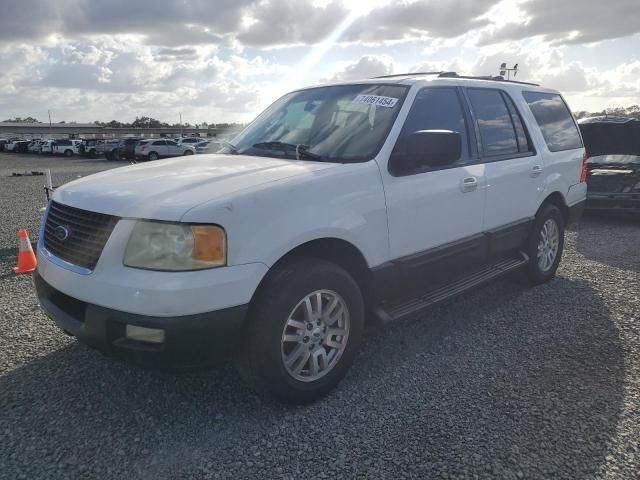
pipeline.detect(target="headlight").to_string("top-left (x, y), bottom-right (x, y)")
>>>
top-left (124, 221), bottom-right (226, 271)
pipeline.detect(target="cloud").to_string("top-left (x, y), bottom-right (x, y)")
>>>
top-left (478, 0), bottom-right (640, 46)
top-left (323, 55), bottom-right (395, 82)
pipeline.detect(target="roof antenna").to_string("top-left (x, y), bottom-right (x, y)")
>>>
top-left (499, 62), bottom-right (519, 80)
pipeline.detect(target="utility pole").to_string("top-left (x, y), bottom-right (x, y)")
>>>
top-left (180, 112), bottom-right (183, 137)
top-left (48, 110), bottom-right (52, 136)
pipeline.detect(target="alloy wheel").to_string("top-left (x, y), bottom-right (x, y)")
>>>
top-left (281, 289), bottom-right (350, 382)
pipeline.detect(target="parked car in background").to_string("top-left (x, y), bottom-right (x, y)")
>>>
top-left (579, 116), bottom-right (640, 215)
top-left (52, 139), bottom-right (81, 156)
top-left (27, 140), bottom-right (43, 153)
top-left (117, 138), bottom-right (143, 161)
top-left (35, 73), bottom-right (586, 403)
top-left (13, 140), bottom-right (31, 153)
top-left (176, 137), bottom-right (201, 146)
top-left (135, 139), bottom-right (196, 161)
top-left (100, 139), bottom-right (121, 160)
top-left (194, 141), bottom-right (221, 154)
top-left (0, 139), bottom-right (7, 152)
top-left (40, 140), bottom-right (54, 154)
top-left (79, 139), bottom-right (104, 158)
top-left (5, 139), bottom-right (24, 152)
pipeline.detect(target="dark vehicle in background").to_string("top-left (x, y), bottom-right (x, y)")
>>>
top-left (0, 139), bottom-right (8, 152)
top-left (101, 139), bottom-right (121, 160)
top-left (117, 137), bottom-right (143, 161)
top-left (579, 117), bottom-right (640, 215)
top-left (79, 139), bottom-right (103, 158)
top-left (13, 140), bottom-right (30, 153)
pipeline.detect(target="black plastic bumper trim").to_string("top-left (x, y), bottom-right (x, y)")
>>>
top-left (34, 271), bottom-right (248, 368)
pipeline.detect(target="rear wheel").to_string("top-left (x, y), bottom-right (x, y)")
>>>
top-left (64, 149), bottom-right (73, 157)
top-left (522, 203), bottom-right (565, 285)
top-left (183, 150), bottom-right (193, 156)
top-left (237, 258), bottom-right (364, 404)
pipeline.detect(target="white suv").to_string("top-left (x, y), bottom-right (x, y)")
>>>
top-left (34, 73), bottom-right (587, 403)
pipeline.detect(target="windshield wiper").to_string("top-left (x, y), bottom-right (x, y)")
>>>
top-left (251, 142), bottom-right (326, 162)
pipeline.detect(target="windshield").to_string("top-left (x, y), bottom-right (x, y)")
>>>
top-left (228, 83), bottom-right (408, 162)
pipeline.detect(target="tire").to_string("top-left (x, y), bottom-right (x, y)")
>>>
top-left (183, 150), bottom-right (193, 156)
top-left (64, 149), bottom-right (73, 157)
top-left (236, 258), bottom-right (364, 404)
top-left (522, 203), bottom-right (565, 285)
top-left (148, 152), bottom-right (159, 161)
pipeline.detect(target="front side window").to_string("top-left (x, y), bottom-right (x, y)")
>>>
top-left (467, 88), bottom-right (519, 157)
top-left (523, 91), bottom-right (583, 152)
top-left (230, 84), bottom-right (408, 163)
top-left (390, 87), bottom-right (470, 174)
top-left (166, 140), bottom-right (177, 146)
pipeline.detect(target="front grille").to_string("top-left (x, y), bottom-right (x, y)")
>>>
top-left (44, 201), bottom-right (119, 270)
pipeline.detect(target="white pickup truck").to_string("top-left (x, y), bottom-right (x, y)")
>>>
top-left (35, 73), bottom-right (587, 403)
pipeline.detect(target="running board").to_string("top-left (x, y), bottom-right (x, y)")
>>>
top-left (374, 253), bottom-right (529, 325)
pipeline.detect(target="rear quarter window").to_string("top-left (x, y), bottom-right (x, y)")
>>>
top-left (522, 92), bottom-right (583, 152)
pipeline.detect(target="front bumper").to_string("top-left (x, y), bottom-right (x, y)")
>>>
top-left (34, 272), bottom-right (248, 367)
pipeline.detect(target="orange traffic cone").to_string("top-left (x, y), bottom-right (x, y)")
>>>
top-left (13, 229), bottom-right (37, 274)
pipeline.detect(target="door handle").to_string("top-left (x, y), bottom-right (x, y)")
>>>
top-left (530, 165), bottom-right (543, 177)
top-left (460, 176), bottom-right (478, 193)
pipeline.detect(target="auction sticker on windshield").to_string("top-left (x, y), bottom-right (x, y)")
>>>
top-left (353, 94), bottom-right (398, 108)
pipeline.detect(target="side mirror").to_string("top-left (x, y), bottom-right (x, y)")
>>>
top-left (393, 130), bottom-right (462, 174)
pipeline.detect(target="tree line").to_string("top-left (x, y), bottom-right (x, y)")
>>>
top-left (2, 116), bottom-right (243, 129)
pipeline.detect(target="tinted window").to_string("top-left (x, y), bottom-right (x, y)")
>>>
top-left (467, 89), bottom-right (518, 156)
top-left (395, 87), bottom-right (469, 162)
top-left (152, 141), bottom-right (165, 146)
top-left (57, 140), bottom-right (71, 146)
top-left (523, 92), bottom-right (582, 152)
top-left (166, 140), bottom-right (178, 146)
top-left (503, 95), bottom-right (531, 153)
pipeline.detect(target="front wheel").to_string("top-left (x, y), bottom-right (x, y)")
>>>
top-left (183, 150), bottom-right (193, 156)
top-left (522, 204), bottom-right (565, 285)
top-left (64, 149), bottom-right (73, 157)
top-left (237, 258), bottom-right (364, 404)
top-left (148, 152), bottom-right (159, 161)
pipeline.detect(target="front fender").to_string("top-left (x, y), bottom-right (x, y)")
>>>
top-left (182, 162), bottom-right (390, 269)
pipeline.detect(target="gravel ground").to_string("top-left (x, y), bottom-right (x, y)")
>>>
top-left (0, 152), bottom-right (638, 480)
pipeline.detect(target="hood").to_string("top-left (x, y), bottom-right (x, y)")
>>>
top-left (53, 154), bottom-right (338, 220)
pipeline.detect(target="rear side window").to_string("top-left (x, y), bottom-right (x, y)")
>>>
top-left (152, 141), bottom-right (165, 146)
top-left (166, 140), bottom-right (178, 146)
top-left (522, 92), bottom-right (582, 152)
top-left (467, 89), bottom-right (519, 157)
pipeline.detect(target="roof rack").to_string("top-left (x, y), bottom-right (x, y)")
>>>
top-left (373, 71), bottom-right (539, 86)
top-left (373, 71), bottom-right (445, 79)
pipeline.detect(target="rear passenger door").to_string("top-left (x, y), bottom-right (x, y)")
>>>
top-left (464, 88), bottom-right (541, 255)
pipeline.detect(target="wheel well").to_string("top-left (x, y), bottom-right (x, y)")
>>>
top-left (540, 192), bottom-right (569, 225)
top-left (262, 238), bottom-right (372, 303)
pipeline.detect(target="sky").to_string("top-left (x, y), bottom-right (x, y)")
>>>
top-left (0, 0), bottom-right (638, 124)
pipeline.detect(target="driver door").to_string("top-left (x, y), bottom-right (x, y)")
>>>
top-left (381, 87), bottom-right (487, 294)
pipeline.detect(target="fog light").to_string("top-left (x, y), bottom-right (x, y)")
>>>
top-left (125, 325), bottom-right (165, 344)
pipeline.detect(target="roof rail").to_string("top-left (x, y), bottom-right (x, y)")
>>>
top-left (372, 71), bottom-right (539, 86)
top-left (373, 72), bottom-right (444, 79)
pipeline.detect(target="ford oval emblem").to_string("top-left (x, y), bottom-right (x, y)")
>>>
top-left (53, 225), bottom-right (70, 241)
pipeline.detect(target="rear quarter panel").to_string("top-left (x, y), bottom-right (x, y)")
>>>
top-left (514, 88), bottom-right (586, 210)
